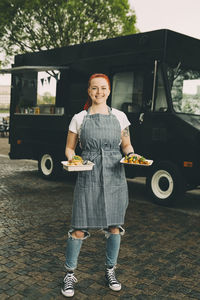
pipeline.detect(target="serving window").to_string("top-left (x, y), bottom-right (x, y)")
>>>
top-left (14, 69), bottom-right (64, 115)
top-left (37, 71), bottom-right (59, 106)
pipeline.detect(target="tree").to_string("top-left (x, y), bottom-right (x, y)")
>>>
top-left (0, 0), bottom-right (138, 66)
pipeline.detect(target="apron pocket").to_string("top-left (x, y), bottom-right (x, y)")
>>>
top-left (77, 156), bottom-right (103, 188)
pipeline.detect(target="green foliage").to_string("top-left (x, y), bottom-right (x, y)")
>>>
top-left (168, 66), bottom-right (200, 115)
top-left (0, 0), bottom-right (138, 65)
top-left (38, 92), bottom-right (55, 105)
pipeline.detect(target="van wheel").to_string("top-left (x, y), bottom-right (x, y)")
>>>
top-left (146, 161), bottom-right (185, 206)
top-left (38, 153), bottom-right (62, 179)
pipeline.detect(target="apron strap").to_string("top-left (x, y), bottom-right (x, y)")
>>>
top-left (87, 106), bottom-right (112, 115)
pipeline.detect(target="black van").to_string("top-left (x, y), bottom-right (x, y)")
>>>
top-left (1, 29), bottom-right (200, 206)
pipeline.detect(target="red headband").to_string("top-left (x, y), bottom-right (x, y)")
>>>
top-left (83, 73), bottom-right (111, 110)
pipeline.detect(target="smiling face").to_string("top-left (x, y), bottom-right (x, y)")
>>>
top-left (88, 77), bottom-right (110, 105)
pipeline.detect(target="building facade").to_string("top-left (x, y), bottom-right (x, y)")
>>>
top-left (0, 85), bottom-right (10, 108)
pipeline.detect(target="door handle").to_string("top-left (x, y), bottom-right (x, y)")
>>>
top-left (139, 113), bottom-right (144, 124)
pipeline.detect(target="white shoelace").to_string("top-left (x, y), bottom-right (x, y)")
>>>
top-left (106, 267), bottom-right (119, 285)
top-left (63, 273), bottom-right (77, 290)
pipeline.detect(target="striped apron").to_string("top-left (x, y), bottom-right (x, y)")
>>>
top-left (71, 107), bottom-right (129, 229)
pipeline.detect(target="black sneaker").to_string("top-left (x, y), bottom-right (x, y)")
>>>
top-left (61, 272), bottom-right (77, 297)
top-left (105, 266), bottom-right (121, 291)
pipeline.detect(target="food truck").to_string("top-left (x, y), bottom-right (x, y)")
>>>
top-left (1, 29), bottom-right (200, 206)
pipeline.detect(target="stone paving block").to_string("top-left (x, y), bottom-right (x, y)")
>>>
top-left (188, 290), bottom-right (200, 299)
top-left (0, 271), bottom-right (8, 280)
top-left (102, 295), bottom-right (120, 300)
top-left (0, 293), bottom-right (10, 300)
top-left (9, 295), bottom-right (24, 300)
top-left (5, 288), bottom-right (18, 297)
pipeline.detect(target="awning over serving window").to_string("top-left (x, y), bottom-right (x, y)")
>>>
top-left (0, 65), bottom-right (69, 74)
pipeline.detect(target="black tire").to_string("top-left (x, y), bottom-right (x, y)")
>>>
top-left (38, 153), bottom-right (63, 179)
top-left (146, 161), bottom-right (185, 206)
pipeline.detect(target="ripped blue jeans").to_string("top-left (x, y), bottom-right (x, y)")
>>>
top-left (65, 227), bottom-right (125, 271)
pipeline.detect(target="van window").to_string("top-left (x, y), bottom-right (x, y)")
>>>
top-left (37, 71), bottom-right (59, 106)
top-left (15, 72), bottom-right (37, 113)
top-left (15, 70), bottom-right (61, 114)
top-left (168, 66), bottom-right (200, 115)
top-left (111, 71), bottom-right (143, 112)
top-left (154, 67), bottom-right (168, 112)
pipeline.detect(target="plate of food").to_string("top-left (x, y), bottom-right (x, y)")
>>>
top-left (61, 155), bottom-right (95, 172)
top-left (120, 155), bottom-right (153, 166)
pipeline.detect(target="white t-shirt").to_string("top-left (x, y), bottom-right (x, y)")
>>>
top-left (69, 108), bottom-right (131, 136)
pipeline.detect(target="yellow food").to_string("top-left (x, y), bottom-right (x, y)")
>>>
top-left (124, 155), bottom-right (150, 165)
top-left (68, 155), bottom-right (83, 165)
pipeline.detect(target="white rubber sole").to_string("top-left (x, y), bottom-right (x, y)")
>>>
top-left (109, 283), bottom-right (122, 291)
top-left (61, 288), bottom-right (74, 297)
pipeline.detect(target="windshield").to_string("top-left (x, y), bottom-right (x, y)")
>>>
top-left (167, 65), bottom-right (200, 115)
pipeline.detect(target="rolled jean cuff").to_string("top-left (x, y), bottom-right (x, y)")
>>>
top-left (68, 229), bottom-right (90, 240)
top-left (64, 264), bottom-right (76, 272)
top-left (103, 225), bottom-right (125, 238)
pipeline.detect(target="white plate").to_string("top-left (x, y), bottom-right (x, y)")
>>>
top-left (61, 161), bottom-right (95, 172)
top-left (120, 157), bottom-right (153, 166)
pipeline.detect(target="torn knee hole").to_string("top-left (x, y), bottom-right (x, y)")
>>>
top-left (72, 230), bottom-right (85, 239)
top-left (103, 226), bottom-right (125, 238)
top-left (68, 229), bottom-right (90, 240)
top-left (109, 227), bottom-right (120, 234)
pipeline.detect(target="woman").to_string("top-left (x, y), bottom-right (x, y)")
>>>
top-left (61, 73), bottom-right (137, 297)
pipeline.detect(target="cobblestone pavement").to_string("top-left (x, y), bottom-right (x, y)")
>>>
top-left (0, 138), bottom-right (200, 299)
top-left (0, 136), bottom-right (10, 156)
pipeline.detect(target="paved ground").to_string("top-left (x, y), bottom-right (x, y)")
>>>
top-left (1, 137), bottom-right (200, 299)
top-left (0, 136), bottom-right (10, 156)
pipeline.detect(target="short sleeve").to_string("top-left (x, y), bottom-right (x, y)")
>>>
top-left (112, 108), bottom-right (131, 131)
top-left (120, 112), bottom-right (131, 131)
top-left (68, 115), bottom-right (78, 134)
top-left (68, 110), bottom-right (86, 135)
